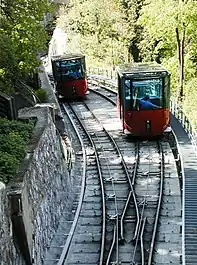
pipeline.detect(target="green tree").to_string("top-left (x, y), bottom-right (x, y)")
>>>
top-left (0, 0), bottom-right (53, 92)
top-left (138, 0), bottom-right (197, 99)
top-left (118, 0), bottom-right (144, 62)
top-left (58, 0), bottom-right (128, 67)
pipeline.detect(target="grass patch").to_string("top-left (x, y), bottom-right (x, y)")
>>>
top-left (35, 88), bottom-right (47, 103)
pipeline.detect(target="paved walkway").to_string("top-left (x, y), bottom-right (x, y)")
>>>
top-left (171, 114), bottom-right (197, 265)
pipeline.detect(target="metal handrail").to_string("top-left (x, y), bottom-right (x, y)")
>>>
top-left (15, 80), bottom-right (40, 105)
top-left (170, 100), bottom-right (197, 154)
top-left (87, 67), bottom-right (116, 81)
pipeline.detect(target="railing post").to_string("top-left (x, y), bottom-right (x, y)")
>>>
top-left (182, 114), bottom-right (186, 129)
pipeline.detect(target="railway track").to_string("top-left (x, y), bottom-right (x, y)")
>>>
top-left (89, 76), bottom-right (197, 265)
top-left (68, 100), bottom-right (139, 264)
top-left (61, 100), bottom-right (166, 264)
top-left (44, 78), bottom-right (182, 265)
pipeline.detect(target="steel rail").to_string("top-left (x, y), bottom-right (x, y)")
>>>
top-left (68, 102), bottom-right (106, 265)
top-left (112, 179), bottom-right (119, 265)
top-left (90, 85), bottom-right (164, 265)
top-left (89, 86), bottom-right (140, 243)
top-left (132, 198), bottom-right (147, 263)
top-left (57, 103), bottom-right (87, 265)
top-left (88, 80), bottom-right (117, 96)
top-left (131, 143), bottom-right (140, 240)
top-left (106, 224), bottom-right (117, 265)
top-left (140, 217), bottom-right (146, 265)
top-left (73, 100), bottom-right (137, 264)
top-left (132, 144), bottom-right (140, 186)
top-left (88, 86), bottom-right (117, 106)
top-left (120, 191), bottom-right (132, 240)
top-left (132, 144), bottom-right (149, 250)
top-left (58, 103), bottom-right (106, 265)
top-left (80, 101), bottom-right (122, 265)
top-left (116, 210), bottom-right (119, 265)
top-left (132, 142), bottom-right (161, 264)
top-left (112, 137), bottom-right (139, 245)
top-left (104, 177), bottom-right (119, 264)
top-left (147, 142), bottom-right (164, 265)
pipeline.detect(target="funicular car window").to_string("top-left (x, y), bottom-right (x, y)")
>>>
top-left (54, 61), bottom-right (61, 79)
top-left (124, 79), bottom-right (131, 100)
top-left (60, 59), bottom-right (84, 80)
top-left (132, 78), bottom-right (163, 109)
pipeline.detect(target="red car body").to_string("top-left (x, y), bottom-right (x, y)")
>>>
top-left (56, 79), bottom-right (88, 98)
top-left (122, 109), bottom-right (170, 137)
top-left (117, 63), bottom-right (171, 137)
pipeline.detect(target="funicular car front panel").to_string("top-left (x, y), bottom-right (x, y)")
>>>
top-left (117, 63), bottom-right (170, 136)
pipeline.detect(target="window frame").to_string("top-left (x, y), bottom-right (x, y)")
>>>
top-left (130, 77), bottom-right (164, 110)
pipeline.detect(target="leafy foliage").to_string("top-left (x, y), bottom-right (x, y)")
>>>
top-left (182, 77), bottom-right (197, 129)
top-left (118, 0), bottom-right (145, 61)
top-left (0, 118), bottom-right (34, 140)
top-left (0, 118), bottom-right (34, 184)
top-left (57, 0), bottom-right (129, 67)
top-left (0, 152), bottom-right (20, 184)
top-left (137, 0), bottom-right (197, 125)
top-left (1, 0), bottom-right (194, 127)
top-left (0, 0), bottom-right (54, 93)
top-left (0, 132), bottom-right (26, 160)
top-left (138, 0), bottom-right (197, 85)
top-left (56, 0), bottom-right (197, 127)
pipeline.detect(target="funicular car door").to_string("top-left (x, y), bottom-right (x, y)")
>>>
top-left (130, 77), bottom-right (165, 136)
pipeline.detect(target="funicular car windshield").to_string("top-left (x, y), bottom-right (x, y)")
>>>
top-left (124, 78), bottom-right (163, 110)
top-left (55, 58), bottom-right (85, 81)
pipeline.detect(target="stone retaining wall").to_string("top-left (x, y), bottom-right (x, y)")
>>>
top-left (0, 106), bottom-right (73, 265)
top-left (0, 183), bottom-right (26, 265)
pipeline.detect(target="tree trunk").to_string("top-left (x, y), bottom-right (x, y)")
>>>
top-left (175, 27), bottom-right (185, 101)
top-left (130, 41), bottom-right (140, 62)
top-left (180, 26), bottom-right (185, 99)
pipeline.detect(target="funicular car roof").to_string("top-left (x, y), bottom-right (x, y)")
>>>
top-left (117, 62), bottom-right (170, 79)
top-left (51, 53), bottom-right (85, 62)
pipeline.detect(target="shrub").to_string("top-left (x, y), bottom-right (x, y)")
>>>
top-left (0, 118), bottom-right (34, 140)
top-left (0, 152), bottom-right (19, 184)
top-left (35, 88), bottom-right (47, 103)
top-left (0, 118), bottom-right (34, 184)
top-left (0, 132), bottom-right (26, 160)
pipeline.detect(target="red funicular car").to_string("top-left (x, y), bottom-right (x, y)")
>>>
top-left (51, 53), bottom-right (88, 99)
top-left (117, 62), bottom-right (171, 137)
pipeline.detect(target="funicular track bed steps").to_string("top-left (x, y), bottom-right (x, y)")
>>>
top-left (68, 101), bottom-right (136, 264)
top-left (43, 84), bottom-right (182, 265)
top-left (86, 89), bottom-right (182, 264)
